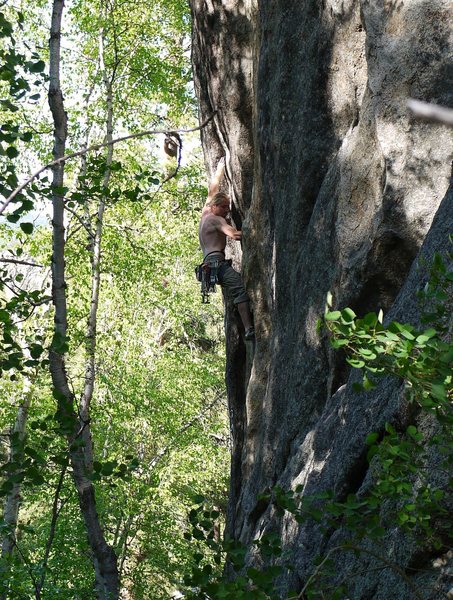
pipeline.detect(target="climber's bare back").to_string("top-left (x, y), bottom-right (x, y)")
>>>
top-left (199, 213), bottom-right (228, 257)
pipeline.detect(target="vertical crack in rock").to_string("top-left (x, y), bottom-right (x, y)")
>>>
top-left (190, 0), bottom-right (453, 596)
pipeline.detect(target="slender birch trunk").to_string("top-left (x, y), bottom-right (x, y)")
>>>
top-left (35, 464), bottom-right (67, 597)
top-left (1, 396), bottom-right (30, 557)
top-left (79, 25), bottom-right (114, 471)
top-left (0, 387), bottom-right (32, 600)
top-left (47, 2), bottom-right (119, 597)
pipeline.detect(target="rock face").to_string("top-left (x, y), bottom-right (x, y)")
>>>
top-left (190, 0), bottom-right (453, 597)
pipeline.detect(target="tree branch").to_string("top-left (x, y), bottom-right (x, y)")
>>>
top-left (407, 99), bottom-right (453, 127)
top-left (36, 464), bottom-right (68, 595)
top-left (64, 205), bottom-right (95, 239)
top-left (147, 393), bottom-right (224, 474)
top-left (0, 112), bottom-right (217, 215)
top-left (0, 258), bottom-right (44, 267)
top-left (10, 541), bottom-right (41, 599)
top-left (297, 543), bottom-right (424, 600)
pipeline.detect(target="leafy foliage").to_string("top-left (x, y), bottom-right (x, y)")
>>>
top-left (178, 249), bottom-right (452, 599)
top-left (1, 1), bottom-right (229, 598)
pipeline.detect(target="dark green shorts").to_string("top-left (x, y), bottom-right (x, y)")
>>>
top-left (205, 254), bottom-right (249, 305)
top-left (218, 262), bottom-right (249, 305)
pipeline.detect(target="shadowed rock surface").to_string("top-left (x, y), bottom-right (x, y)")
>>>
top-left (190, 0), bottom-right (452, 597)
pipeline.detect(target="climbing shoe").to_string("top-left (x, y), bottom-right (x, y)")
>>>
top-left (245, 327), bottom-right (255, 341)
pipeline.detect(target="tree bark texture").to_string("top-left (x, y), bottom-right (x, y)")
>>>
top-left (48, 2), bottom-right (119, 597)
top-left (79, 25), bottom-right (114, 474)
top-left (190, 0), bottom-right (453, 597)
top-left (0, 403), bottom-right (29, 552)
top-left (0, 387), bottom-right (31, 600)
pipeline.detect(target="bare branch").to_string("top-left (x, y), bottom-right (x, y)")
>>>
top-left (64, 205), bottom-right (95, 239)
top-left (147, 393), bottom-right (224, 474)
top-left (36, 464), bottom-right (68, 595)
top-left (0, 258), bottom-right (44, 268)
top-left (297, 543), bottom-right (425, 600)
top-left (407, 99), bottom-right (453, 127)
top-left (0, 112), bottom-right (217, 215)
top-left (10, 541), bottom-right (41, 597)
top-left (103, 222), bottom-right (142, 233)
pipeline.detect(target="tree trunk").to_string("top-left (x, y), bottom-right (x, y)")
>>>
top-left (0, 387), bottom-right (32, 600)
top-left (47, 2), bottom-right (119, 597)
top-left (1, 400), bottom-right (30, 555)
top-left (190, 0), bottom-right (453, 597)
top-left (79, 24), bottom-right (114, 474)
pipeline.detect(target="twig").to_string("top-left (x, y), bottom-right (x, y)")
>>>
top-left (1, 278), bottom-right (25, 297)
top-left (36, 464), bottom-right (68, 594)
top-left (0, 112), bottom-right (217, 215)
top-left (0, 276), bottom-right (51, 306)
top-left (64, 205), bottom-right (95, 238)
top-left (11, 541), bottom-right (41, 598)
top-left (147, 393), bottom-right (224, 474)
top-left (0, 258), bottom-right (44, 267)
top-left (407, 99), bottom-right (453, 127)
top-left (298, 543), bottom-right (424, 600)
top-left (65, 223), bottom-right (84, 242)
top-left (103, 222), bottom-right (142, 233)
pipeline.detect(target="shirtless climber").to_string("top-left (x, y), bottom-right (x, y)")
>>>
top-left (199, 157), bottom-right (255, 340)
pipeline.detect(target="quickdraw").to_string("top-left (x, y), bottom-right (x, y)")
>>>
top-left (195, 260), bottom-right (219, 303)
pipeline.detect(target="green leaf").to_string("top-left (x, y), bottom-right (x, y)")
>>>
top-left (362, 375), bottom-right (376, 390)
top-left (326, 291), bottom-right (333, 308)
top-left (430, 383), bottom-right (446, 401)
top-left (347, 358), bottom-right (365, 369)
top-left (20, 131), bottom-right (33, 142)
top-left (26, 467), bottom-right (45, 485)
top-left (19, 222), bottom-right (33, 234)
top-left (400, 329), bottom-right (415, 340)
top-left (384, 331), bottom-right (400, 342)
top-left (416, 328), bottom-right (437, 344)
top-left (29, 344), bottom-right (44, 359)
top-left (365, 432), bottom-right (379, 445)
top-left (6, 146), bottom-right (19, 159)
top-left (359, 348), bottom-right (377, 359)
top-left (331, 338), bottom-right (349, 348)
top-left (341, 307), bottom-right (356, 323)
top-left (362, 312), bottom-right (378, 327)
top-left (53, 185), bottom-right (69, 195)
top-left (101, 461), bottom-right (117, 476)
top-left (325, 310), bottom-right (341, 321)
top-left (27, 60), bottom-right (46, 73)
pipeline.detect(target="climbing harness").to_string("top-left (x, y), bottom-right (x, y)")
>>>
top-left (195, 260), bottom-right (220, 303)
top-left (195, 255), bottom-right (232, 303)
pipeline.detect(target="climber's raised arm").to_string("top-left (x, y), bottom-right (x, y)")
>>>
top-left (203, 157), bottom-right (226, 215)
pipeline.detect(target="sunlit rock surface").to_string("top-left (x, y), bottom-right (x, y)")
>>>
top-left (190, 0), bottom-right (452, 597)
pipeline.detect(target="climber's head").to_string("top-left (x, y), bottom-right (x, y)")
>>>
top-left (209, 192), bottom-right (230, 217)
